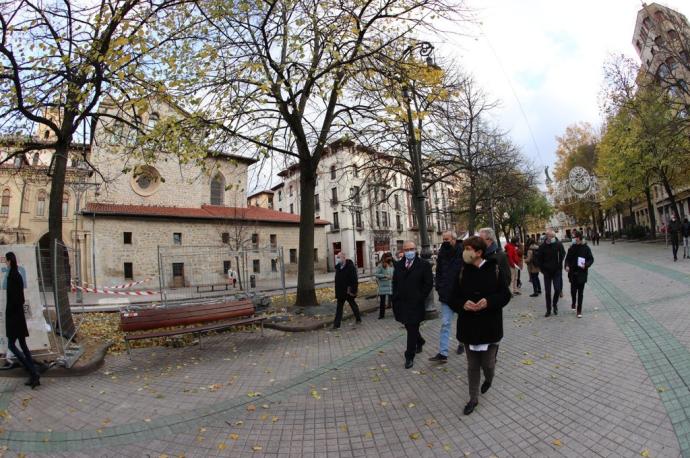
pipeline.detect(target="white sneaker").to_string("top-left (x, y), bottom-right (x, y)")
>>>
top-left (577, 314), bottom-right (582, 318)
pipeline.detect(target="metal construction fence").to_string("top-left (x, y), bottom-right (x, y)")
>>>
top-left (157, 245), bottom-right (287, 304)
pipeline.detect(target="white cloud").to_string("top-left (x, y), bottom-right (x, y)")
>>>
top-left (438, 0), bottom-right (690, 173)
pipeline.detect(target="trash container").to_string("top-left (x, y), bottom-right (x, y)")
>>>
top-left (250, 274), bottom-right (256, 289)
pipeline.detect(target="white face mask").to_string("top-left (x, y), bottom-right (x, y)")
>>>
top-left (463, 250), bottom-right (477, 264)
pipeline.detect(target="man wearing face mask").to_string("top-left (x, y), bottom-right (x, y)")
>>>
top-left (565, 231), bottom-right (594, 318)
top-left (535, 229), bottom-right (566, 317)
top-left (429, 231), bottom-right (464, 363)
top-left (392, 240), bottom-right (433, 369)
top-left (669, 213), bottom-right (681, 262)
top-left (478, 228), bottom-right (511, 290)
top-left (332, 252), bottom-right (362, 329)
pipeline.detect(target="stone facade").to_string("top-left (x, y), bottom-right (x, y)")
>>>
top-left (247, 191), bottom-right (274, 209)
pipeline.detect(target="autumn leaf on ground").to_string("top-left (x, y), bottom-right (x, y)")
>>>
top-left (247, 391), bottom-right (261, 398)
top-left (261, 404), bottom-right (270, 409)
top-left (443, 444), bottom-right (452, 452)
top-left (252, 445), bottom-right (262, 452)
top-left (339, 424), bottom-right (349, 432)
top-left (272, 416), bottom-right (279, 423)
top-left (364, 432), bottom-right (373, 439)
top-left (424, 418), bottom-right (437, 427)
top-left (657, 387), bottom-right (667, 393)
top-left (552, 439), bottom-right (562, 447)
top-left (521, 359), bottom-right (534, 366)
top-left (246, 404), bottom-right (256, 412)
top-left (310, 389), bottom-right (321, 400)
top-left (640, 449), bottom-right (650, 457)
top-left (407, 402), bottom-right (415, 408)
top-left (380, 401), bottom-right (388, 407)
top-left (229, 433), bottom-right (239, 441)
top-left (259, 414), bottom-right (268, 421)
top-left (218, 443), bottom-right (227, 450)
top-left (409, 432), bottom-right (421, 440)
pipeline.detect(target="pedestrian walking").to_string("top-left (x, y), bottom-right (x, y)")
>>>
top-left (454, 236), bottom-right (512, 415)
top-left (682, 218), bottom-right (690, 259)
top-left (535, 229), bottom-right (566, 317)
top-left (392, 241), bottom-right (433, 369)
top-left (524, 238), bottom-right (542, 297)
top-left (669, 213), bottom-right (682, 262)
top-left (565, 231), bottom-right (594, 318)
top-left (429, 231), bottom-right (464, 363)
top-left (478, 228), bottom-right (511, 289)
top-left (504, 237), bottom-right (521, 296)
top-left (374, 254), bottom-right (394, 319)
top-left (332, 252), bottom-right (362, 329)
top-left (3, 252), bottom-right (40, 389)
top-left (227, 268), bottom-right (237, 288)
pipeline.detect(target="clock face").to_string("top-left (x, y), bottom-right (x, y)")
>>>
top-left (568, 166), bottom-right (591, 193)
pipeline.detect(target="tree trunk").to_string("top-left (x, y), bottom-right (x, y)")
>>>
top-left (660, 174), bottom-right (680, 218)
top-left (644, 186), bottom-right (657, 239)
top-left (466, 175), bottom-right (477, 234)
top-left (48, 139), bottom-right (75, 337)
top-left (295, 158), bottom-right (318, 307)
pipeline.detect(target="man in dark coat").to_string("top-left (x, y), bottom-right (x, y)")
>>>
top-left (332, 252), bottom-right (361, 329)
top-left (535, 229), bottom-right (566, 317)
top-left (682, 217), bottom-right (690, 259)
top-left (429, 231), bottom-right (464, 363)
top-left (392, 240), bottom-right (433, 369)
top-left (478, 227), bottom-right (511, 289)
top-left (565, 231), bottom-right (594, 317)
top-left (669, 213), bottom-right (682, 262)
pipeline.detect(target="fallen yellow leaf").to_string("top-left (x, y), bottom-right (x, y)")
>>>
top-left (552, 439), bottom-right (562, 447)
top-left (229, 433), bottom-right (239, 441)
top-left (640, 449), bottom-right (650, 457)
top-left (252, 445), bottom-right (262, 452)
top-left (246, 404), bottom-right (256, 412)
top-left (409, 432), bottom-right (421, 440)
top-left (521, 359), bottom-right (534, 365)
top-left (218, 443), bottom-right (227, 450)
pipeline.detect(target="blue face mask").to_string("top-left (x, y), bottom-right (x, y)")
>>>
top-left (404, 251), bottom-right (416, 261)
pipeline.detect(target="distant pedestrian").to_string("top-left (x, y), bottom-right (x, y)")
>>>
top-left (375, 254), bottom-right (394, 319)
top-left (332, 252), bottom-right (361, 329)
top-left (504, 237), bottom-right (521, 296)
top-left (429, 231), bottom-right (464, 363)
top-left (227, 268), bottom-right (237, 288)
top-left (524, 238), bottom-right (542, 297)
top-left (4, 252), bottom-right (40, 389)
top-left (669, 213), bottom-right (682, 262)
top-left (454, 236), bottom-right (512, 415)
top-left (682, 218), bottom-right (690, 259)
top-left (565, 231), bottom-right (594, 318)
top-left (535, 229), bottom-right (566, 317)
top-left (478, 228), bottom-right (511, 289)
top-left (392, 241), bottom-right (433, 369)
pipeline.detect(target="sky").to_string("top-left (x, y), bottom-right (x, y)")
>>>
top-left (439, 0), bottom-right (690, 179)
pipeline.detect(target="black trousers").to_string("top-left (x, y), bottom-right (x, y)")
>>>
top-left (672, 235), bottom-right (680, 260)
top-left (529, 272), bottom-right (541, 294)
top-left (404, 323), bottom-right (425, 360)
top-left (542, 271), bottom-right (563, 311)
top-left (8, 336), bottom-right (38, 377)
top-left (333, 296), bottom-right (361, 328)
top-left (378, 295), bottom-right (391, 318)
top-left (570, 283), bottom-right (585, 314)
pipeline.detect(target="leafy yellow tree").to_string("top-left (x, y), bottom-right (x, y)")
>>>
top-left (167, 0), bottom-right (464, 306)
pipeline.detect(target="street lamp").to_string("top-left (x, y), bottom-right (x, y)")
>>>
top-left (342, 202), bottom-right (363, 270)
top-left (65, 161), bottom-right (100, 303)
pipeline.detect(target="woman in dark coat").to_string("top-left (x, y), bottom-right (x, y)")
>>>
top-left (454, 237), bottom-right (511, 415)
top-left (565, 231), bottom-right (594, 318)
top-left (4, 252), bottom-right (40, 388)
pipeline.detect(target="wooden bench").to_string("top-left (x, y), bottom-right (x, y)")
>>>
top-left (119, 299), bottom-right (265, 355)
top-left (195, 283), bottom-right (233, 293)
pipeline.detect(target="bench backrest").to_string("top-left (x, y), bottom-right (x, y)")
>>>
top-left (120, 299), bottom-right (255, 332)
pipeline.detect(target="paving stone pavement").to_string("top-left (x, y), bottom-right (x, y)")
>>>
top-left (2, 241), bottom-right (690, 457)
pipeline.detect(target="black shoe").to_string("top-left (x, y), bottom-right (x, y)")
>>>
top-left (332, 325), bottom-right (340, 330)
top-left (415, 344), bottom-right (423, 354)
top-left (378, 315), bottom-right (385, 320)
top-left (457, 344), bottom-right (465, 355)
top-left (405, 358), bottom-right (414, 369)
top-left (429, 353), bottom-right (448, 362)
top-left (553, 307), bottom-right (558, 315)
top-left (480, 380), bottom-right (492, 394)
top-left (571, 304), bottom-right (576, 310)
top-left (529, 293), bottom-right (539, 297)
top-left (463, 401), bottom-right (478, 415)
top-left (356, 319), bottom-right (362, 324)
top-left (26, 375), bottom-right (40, 389)
top-left (544, 311), bottom-right (551, 317)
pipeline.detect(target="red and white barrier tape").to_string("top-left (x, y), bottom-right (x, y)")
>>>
top-left (71, 284), bottom-right (158, 296)
top-left (81, 277), bottom-right (152, 290)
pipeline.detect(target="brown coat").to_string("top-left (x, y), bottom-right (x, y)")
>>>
top-left (524, 244), bottom-right (540, 274)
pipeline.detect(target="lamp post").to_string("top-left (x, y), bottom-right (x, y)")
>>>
top-left (342, 203), bottom-right (362, 271)
top-left (65, 161), bottom-right (100, 304)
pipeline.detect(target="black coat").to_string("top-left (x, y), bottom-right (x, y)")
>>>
top-left (454, 258), bottom-right (512, 345)
top-left (334, 259), bottom-right (358, 300)
top-left (392, 256), bottom-right (433, 325)
top-left (5, 269), bottom-right (29, 340)
top-left (565, 242), bottom-right (594, 285)
top-left (535, 240), bottom-right (566, 274)
top-left (484, 242), bottom-right (511, 289)
top-left (435, 243), bottom-right (463, 305)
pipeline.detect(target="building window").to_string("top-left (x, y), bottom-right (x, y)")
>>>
top-left (353, 164), bottom-right (358, 178)
top-left (290, 203), bottom-right (294, 214)
top-left (61, 192), bottom-right (69, 217)
top-left (314, 194), bottom-right (320, 211)
top-left (124, 232), bottom-right (132, 244)
top-left (210, 173), bottom-right (225, 205)
top-left (271, 259), bottom-right (277, 272)
top-left (222, 232), bottom-right (230, 244)
top-left (32, 153), bottom-right (39, 166)
top-left (35, 190), bottom-right (46, 216)
top-left (394, 194), bottom-right (400, 210)
top-left (251, 233), bottom-right (259, 248)
top-left (278, 190), bottom-right (282, 201)
top-left (351, 186), bottom-right (360, 204)
top-left (268, 196), bottom-right (273, 208)
top-left (332, 212), bottom-right (340, 230)
top-left (253, 259), bottom-right (260, 273)
top-left (330, 165), bottom-right (336, 180)
top-left (355, 211), bottom-right (362, 228)
top-left (331, 187), bottom-right (338, 204)
top-left (148, 112), bottom-right (159, 130)
top-left (382, 212), bottom-right (389, 228)
top-left (0, 189), bottom-right (9, 216)
top-left (223, 260), bottom-right (231, 274)
top-left (172, 262), bottom-right (184, 278)
top-left (289, 249), bottom-right (297, 264)
top-left (270, 234), bottom-right (277, 248)
top-left (314, 248), bottom-right (318, 262)
top-left (124, 262), bottom-right (133, 280)
top-left (376, 211), bottom-right (380, 228)
top-left (289, 185), bottom-right (293, 197)
top-left (173, 232), bottom-right (182, 245)
top-left (396, 214), bottom-right (403, 231)
top-left (380, 188), bottom-right (386, 202)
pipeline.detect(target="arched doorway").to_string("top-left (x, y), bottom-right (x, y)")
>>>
top-left (38, 233), bottom-right (71, 290)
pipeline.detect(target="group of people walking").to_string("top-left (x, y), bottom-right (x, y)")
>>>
top-left (668, 214), bottom-right (690, 262)
top-left (332, 227), bottom-right (596, 415)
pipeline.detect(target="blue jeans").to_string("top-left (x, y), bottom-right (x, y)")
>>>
top-left (439, 302), bottom-right (456, 357)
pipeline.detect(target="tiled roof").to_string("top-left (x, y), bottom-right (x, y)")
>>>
top-left (83, 202), bottom-right (330, 225)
